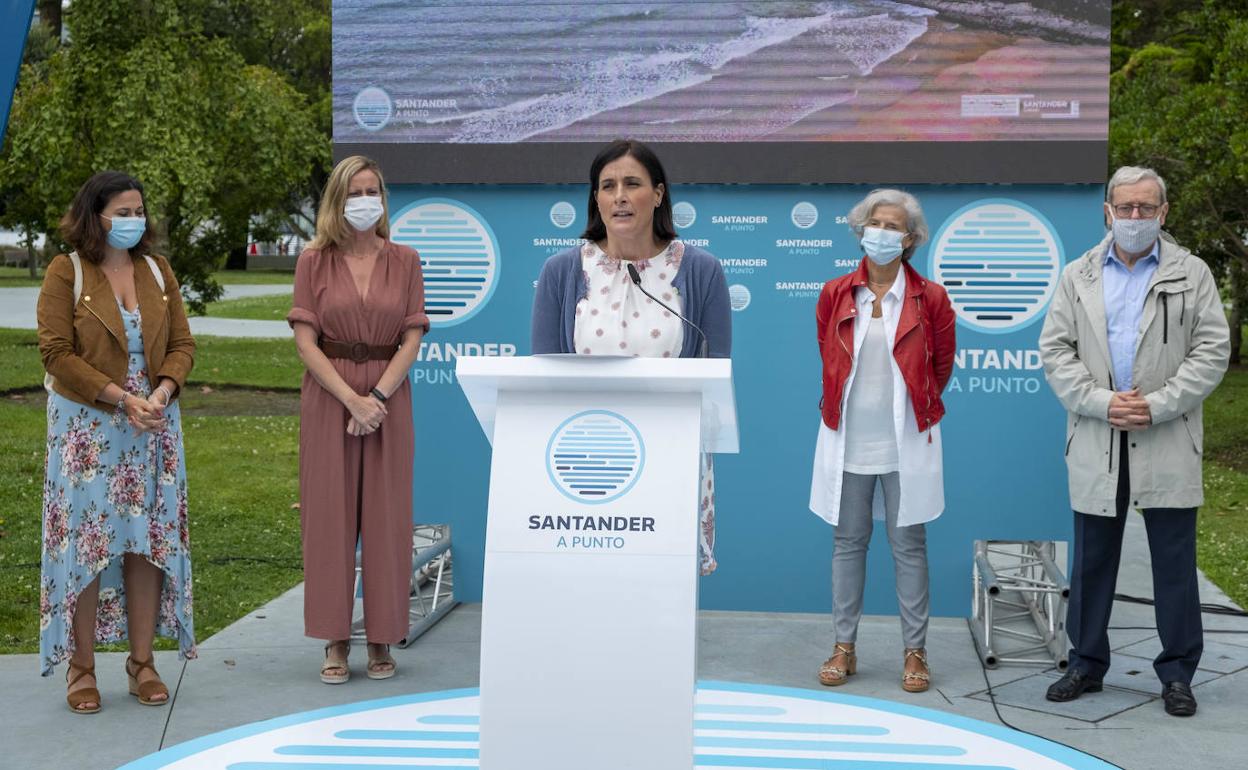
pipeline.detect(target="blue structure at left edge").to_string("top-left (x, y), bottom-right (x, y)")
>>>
top-left (0, 1), bottom-right (37, 144)
top-left (396, 183), bottom-right (1107, 616)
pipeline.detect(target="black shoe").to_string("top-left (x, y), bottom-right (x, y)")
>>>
top-left (1045, 669), bottom-right (1103, 702)
top-left (1161, 682), bottom-right (1197, 717)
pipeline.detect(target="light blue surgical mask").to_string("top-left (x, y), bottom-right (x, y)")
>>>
top-left (1110, 213), bottom-right (1161, 254)
top-left (103, 215), bottom-right (146, 250)
top-left (861, 226), bottom-right (906, 265)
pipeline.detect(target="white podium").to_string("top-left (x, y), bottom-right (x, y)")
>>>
top-left (457, 355), bottom-right (738, 770)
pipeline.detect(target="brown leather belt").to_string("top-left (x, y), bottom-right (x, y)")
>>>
top-left (319, 337), bottom-right (397, 363)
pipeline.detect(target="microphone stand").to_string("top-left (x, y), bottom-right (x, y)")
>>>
top-left (625, 261), bottom-right (709, 358)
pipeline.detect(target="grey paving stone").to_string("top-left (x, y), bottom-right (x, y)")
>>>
top-left (968, 670), bottom-right (1155, 722)
top-left (1115, 637), bottom-right (1248, 674)
top-left (1100, 656), bottom-right (1222, 694)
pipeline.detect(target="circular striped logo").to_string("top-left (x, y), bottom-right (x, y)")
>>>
top-left (389, 199), bottom-right (500, 328)
top-left (791, 201), bottom-right (818, 229)
top-left (728, 284), bottom-right (752, 312)
top-left (549, 201), bottom-right (576, 229)
top-left (352, 86), bottom-right (392, 132)
top-left (546, 411), bottom-right (644, 505)
top-left (672, 201), bottom-right (697, 229)
top-left (115, 682), bottom-right (1117, 770)
top-left (929, 199), bottom-right (1064, 334)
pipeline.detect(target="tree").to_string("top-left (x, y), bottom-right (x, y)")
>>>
top-left (1110, 2), bottom-right (1248, 363)
top-left (0, 0), bottom-right (327, 308)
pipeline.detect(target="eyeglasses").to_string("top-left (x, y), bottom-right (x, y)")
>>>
top-left (1111, 203), bottom-right (1160, 218)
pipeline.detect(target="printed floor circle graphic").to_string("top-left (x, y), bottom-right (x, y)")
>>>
top-left (118, 681), bottom-right (1115, 769)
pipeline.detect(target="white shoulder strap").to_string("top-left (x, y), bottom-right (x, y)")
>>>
top-left (142, 255), bottom-right (166, 292)
top-left (68, 251), bottom-right (83, 304)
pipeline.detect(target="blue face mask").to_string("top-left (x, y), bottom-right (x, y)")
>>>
top-left (103, 215), bottom-right (146, 250)
top-left (861, 226), bottom-right (906, 265)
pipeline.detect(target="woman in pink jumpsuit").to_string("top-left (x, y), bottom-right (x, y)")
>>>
top-left (287, 156), bottom-right (428, 683)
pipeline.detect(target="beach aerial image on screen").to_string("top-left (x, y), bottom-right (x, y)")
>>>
top-left (334, 0), bottom-right (1108, 144)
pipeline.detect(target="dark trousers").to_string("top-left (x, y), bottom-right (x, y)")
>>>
top-left (1067, 432), bottom-right (1203, 684)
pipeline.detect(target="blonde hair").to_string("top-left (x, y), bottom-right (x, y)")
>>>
top-left (309, 155), bottom-right (390, 251)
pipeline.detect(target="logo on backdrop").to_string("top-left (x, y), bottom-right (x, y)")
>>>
top-left (672, 201), bottom-right (697, 229)
top-left (791, 201), bottom-right (818, 229)
top-left (389, 198), bottom-right (501, 328)
top-left (728, 284), bottom-right (752, 312)
top-left (546, 410), bottom-right (645, 505)
top-left (549, 201), bottom-right (577, 229)
top-left (353, 86), bottom-right (392, 131)
top-left (929, 199), bottom-right (1064, 334)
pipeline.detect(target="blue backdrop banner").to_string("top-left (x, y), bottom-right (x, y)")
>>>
top-left (394, 183), bottom-right (1106, 616)
top-left (0, 1), bottom-right (36, 145)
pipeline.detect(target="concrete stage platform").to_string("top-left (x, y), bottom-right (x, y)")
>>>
top-left (2, 516), bottom-right (1245, 769)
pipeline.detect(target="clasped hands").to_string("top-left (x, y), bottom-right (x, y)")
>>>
top-left (124, 389), bottom-right (170, 434)
top-left (347, 391), bottom-right (387, 436)
top-left (1108, 387), bottom-right (1152, 431)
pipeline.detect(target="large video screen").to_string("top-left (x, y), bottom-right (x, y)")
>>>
top-left (333, 1), bottom-right (1109, 183)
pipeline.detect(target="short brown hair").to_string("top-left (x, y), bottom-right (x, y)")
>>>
top-left (310, 155), bottom-right (390, 252)
top-left (59, 171), bottom-right (153, 264)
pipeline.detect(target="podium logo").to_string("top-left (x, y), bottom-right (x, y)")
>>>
top-left (549, 201), bottom-right (576, 229)
top-left (353, 86), bottom-right (392, 132)
top-left (930, 199), bottom-right (1064, 334)
top-left (673, 201), bottom-right (697, 229)
top-left (390, 198), bottom-right (501, 328)
top-left (546, 410), bottom-right (645, 505)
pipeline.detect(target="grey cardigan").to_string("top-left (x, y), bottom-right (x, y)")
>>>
top-left (531, 242), bottom-right (732, 358)
top-left (1039, 231), bottom-right (1229, 515)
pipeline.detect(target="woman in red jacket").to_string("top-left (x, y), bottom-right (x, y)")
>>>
top-left (809, 189), bottom-right (956, 694)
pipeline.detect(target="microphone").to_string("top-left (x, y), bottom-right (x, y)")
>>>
top-left (626, 261), bottom-right (709, 358)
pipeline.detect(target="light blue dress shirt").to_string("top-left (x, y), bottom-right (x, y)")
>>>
top-left (1103, 239), bottom-right (1160, 390)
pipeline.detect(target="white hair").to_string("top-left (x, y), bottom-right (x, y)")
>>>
top-left (846, 188), bottom-right (929, 258)
top-left (1106, 166), bottom-right (1168, 204)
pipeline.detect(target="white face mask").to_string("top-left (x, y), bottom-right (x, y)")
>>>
top-left (1110, 213), bottom-right (1161, 254)
top-left (344, 196), bottom-right (384, 231)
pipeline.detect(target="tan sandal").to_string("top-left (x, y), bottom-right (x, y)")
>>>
top-left (818, 643), bottom-right (857, 686)
top-left (66, 660), bottom-right (101, 714)
top-left (366, 643), bottom-right (396, 680)
top-left (126, 655), bottom-right (170, 706)
top-left (321, 640), bottom-right (350, 684)
top-left (902, 648), bottom-right (930, 693)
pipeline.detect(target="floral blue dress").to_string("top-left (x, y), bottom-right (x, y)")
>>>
top-left (39, 302), bottom-right (196, 675)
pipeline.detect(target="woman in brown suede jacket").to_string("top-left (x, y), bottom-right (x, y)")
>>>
top-left (37, 171), bottom-right (196, 714)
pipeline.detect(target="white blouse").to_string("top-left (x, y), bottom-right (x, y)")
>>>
top-left (573, 241), bottom-right (684, 357)
top-left (843, 315), bottom-right (899, 474)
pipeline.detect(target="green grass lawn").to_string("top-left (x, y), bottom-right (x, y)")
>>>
top-left (199, 292), bottom-right (293, 321)
top-left (1196, 363), bottom-right (1248, 608)
top-left (0, 265), bottom-right (43, 287)
top-left (0, 266), bottom-right (292, 288)
top-left (0, 328), bottom-right (302, 393)
top-left (0, 330), bottom-right (303, 653)
top-left (212, 269), bottom-right (294, 285)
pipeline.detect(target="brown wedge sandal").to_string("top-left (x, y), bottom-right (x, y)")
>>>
top-left (66, 660), bottom-right (101, 715)
top-left (321, 640), bottom-right (351, 684)
top-left (366, 643), bottom-right (396, 681)
top-left (902, 648), bottom-right (930, 693)
top-left (126, 655), bottom-right (170, 706)
top-left (818, 643), bottom-right (857, 687)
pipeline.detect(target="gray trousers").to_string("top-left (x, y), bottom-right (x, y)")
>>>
top-left (833, 471), bottom-right (930, 649)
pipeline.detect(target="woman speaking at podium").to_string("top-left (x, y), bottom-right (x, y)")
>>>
top-left (531, 139), bottom-right (731, 574)
top-left (288, 156), bottom-right (429, 684)
top-left (809, 189), bottom-right (955, 693)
